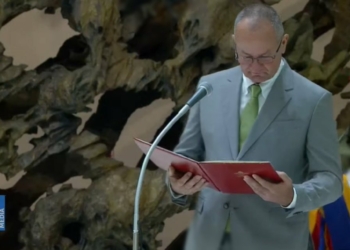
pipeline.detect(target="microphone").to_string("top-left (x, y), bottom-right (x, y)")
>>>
top-left (132, 81), bottom-right (213, 250)
top-left (186, 81), bottom-right (213, 107)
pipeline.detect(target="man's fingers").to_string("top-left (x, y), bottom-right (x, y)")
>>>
top-left (186, 175), bottom-right (205, 189)
top-left (185, 179), bottom-right (207, 194)
top-left (244, 176), bottom-right (268, 196)
top-left (276, 171), bottom-right (288, 181)
top-left (252, 174), bottom-right (274, 190)
top-left (244, 176), bottom-right (259, 188)
top-left (168, 166), bottom-right (182, 178)
top-left (177, 172), bottom-right (193, 186)
top-left (192, 178), bottom-right (207, 190)
top-left (168, 166), bottom-right (207, 194)
top-left (184, 175), bottom-right (202, 189)
top-left (168, 166), bottom-right (175, 176)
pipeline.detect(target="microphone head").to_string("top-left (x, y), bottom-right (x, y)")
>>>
top-left (198, 81), bottom-right (213, 95)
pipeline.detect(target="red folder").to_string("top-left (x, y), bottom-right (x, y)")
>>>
top-left (134, 138), bottom-right (282, 194)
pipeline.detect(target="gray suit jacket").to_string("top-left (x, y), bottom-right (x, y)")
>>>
top-left (168, 61), bottom-right (343, 250)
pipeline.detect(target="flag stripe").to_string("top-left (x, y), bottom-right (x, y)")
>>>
top-left (309, 175), bottom-right (350, 249)
top-left (323, 195), bottom-right (350, 249)
top-left (319, 216), bottom-right (326, 250)
top-left (342, 175), bottom-right (350, 215)
top-left (309, 210), bottom-right (318, 232)
top-left (312, 210), bottom-right (322, 250)
top-left (324, 226), bottom-right (333, 250)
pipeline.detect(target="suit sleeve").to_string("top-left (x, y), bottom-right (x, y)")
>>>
top-left (288, 91), bottom-right (343, 217)
top-left (166, 86), bottom-right (205, 207)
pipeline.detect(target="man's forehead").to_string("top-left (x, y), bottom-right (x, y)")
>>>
top-left (234, 37), bottom-right (277, 49)
top-left (241, 49), bottom-right (270, 56)
top-left (235, 38), bottom-right (279, 57)
top-left (234, 31), bottom-right (279, 50)
top-left (236, 17), bottom-right (275, 32)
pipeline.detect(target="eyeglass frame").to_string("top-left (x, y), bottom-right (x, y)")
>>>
top-left (234, 37), bottom-right (283, 65)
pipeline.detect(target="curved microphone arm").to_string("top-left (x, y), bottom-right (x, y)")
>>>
top-left (132, 104), bottom-right (190, 250)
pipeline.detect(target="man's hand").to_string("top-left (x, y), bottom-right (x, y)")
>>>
top-left (243, 171), bottom-right (294, 207)
top-left (168, 166), bottom-right (208, 195)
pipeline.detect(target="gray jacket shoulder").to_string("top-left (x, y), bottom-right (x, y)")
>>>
top-left (200, 66), bottom-right (240, 85)
top-left (291, 71), bottom-right (331, 102)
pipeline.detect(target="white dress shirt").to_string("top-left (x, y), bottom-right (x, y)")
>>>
top-left (241, 59), bottom-right (297, 209)
top-left (240, 59), bottom-right (284, 112)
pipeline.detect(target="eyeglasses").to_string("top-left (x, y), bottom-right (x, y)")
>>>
top-left (234, 38), bottom-right (283, 65)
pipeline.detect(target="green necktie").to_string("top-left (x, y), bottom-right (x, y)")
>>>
top-left (239, 84), bottom-right (262, 150)
top-left (225, 84), bottom-right (261, 233)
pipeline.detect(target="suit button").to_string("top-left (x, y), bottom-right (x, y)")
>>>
top-left (223, 203), bottom-right (229, 209)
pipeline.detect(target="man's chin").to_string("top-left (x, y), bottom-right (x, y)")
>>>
top-left (249, 75), bottom-right (268, 83)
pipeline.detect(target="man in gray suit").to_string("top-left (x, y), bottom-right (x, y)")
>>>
top-left (166, 3), bottom-right (343, 250)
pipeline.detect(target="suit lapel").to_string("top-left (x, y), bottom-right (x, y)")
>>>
top-left (222, 67), bottom-right (242, 159)
top-left (237, 62), bottom-right (294, 159)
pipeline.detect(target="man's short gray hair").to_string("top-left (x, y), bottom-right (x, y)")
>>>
top-left (234, 3), bottom-right (284, 40)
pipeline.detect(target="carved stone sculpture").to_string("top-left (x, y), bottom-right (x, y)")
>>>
top-left (0, 0), bottom-right (349, 249)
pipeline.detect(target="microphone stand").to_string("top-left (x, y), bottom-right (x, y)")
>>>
top-left (132, 104), bottom-right (191, 250)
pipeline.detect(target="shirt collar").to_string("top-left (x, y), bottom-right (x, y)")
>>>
top-left (242, 59), bottom-right (285, 98)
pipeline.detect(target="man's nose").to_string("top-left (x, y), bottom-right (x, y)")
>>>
top-left (250, 60), bottom-right (263, 70)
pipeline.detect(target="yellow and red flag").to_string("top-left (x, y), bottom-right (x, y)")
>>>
top-left (309, 175), bottom-right (350, 250)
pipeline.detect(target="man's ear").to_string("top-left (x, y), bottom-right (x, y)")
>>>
top-left (281, 34), bottom-right (289, 54)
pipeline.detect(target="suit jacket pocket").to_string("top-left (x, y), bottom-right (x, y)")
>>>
top-left (270, 119), bottom-right (304, 132)
top-left (286, 211), bottom-right (308, 224)
top-left (269, 206), bottom-right (307, 224)
top-left (273, 118), bottom-right (302, 124)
